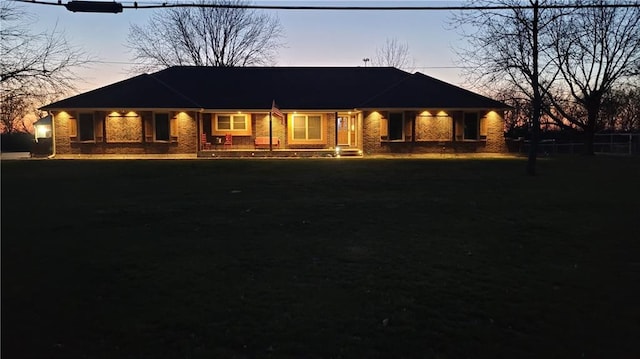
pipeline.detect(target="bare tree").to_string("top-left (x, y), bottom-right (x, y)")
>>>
top-left (544, 0), bottom-right (640, 154)
top-left (453, 0), bottom-right (639, 165)
top-left (0, 1), bottom-right (91, 134)
top-left (494, 86), bottom-right (532, 137)
top-left (600, 87), bottom-right (640, 132)
top-left (452, 0), bottom-right (565, 175)
top-left (0, 92), bottom-right (30, 134)
top-left (127, 0), bottom-right (284, 72)
top-left (372, 37), bottom-right (414, 71)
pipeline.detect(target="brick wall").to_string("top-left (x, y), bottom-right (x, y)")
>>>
top-left (53, 111), bottom-right (73, 154)
top-left (363, 111), bottom-right (385, 154)
top-left (415, 114), bottom-right (453, 141)
top-left (106, 114), bottom-right (143, 143)
top-left (53, 108), bottom-right (505, 155)
top-left (362, 109), bottom-right (507, 154)
top-left (53, 110), bottom-right (197, 155)
top-left (254, 113), bottom-right (286, 149)
top-left (484, 110), bottom-right (507, 152)
top-left (174, 111), bottom-right (197, 154)
top-left (326, 113), bottom-right (337, 149)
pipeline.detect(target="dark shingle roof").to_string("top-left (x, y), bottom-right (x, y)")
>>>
top-left (42, 73), bottom-right (201, 109)
top-left (359, 72), bottom-right (508, 109)
top-left (42, 67), bottom-right (507, 110)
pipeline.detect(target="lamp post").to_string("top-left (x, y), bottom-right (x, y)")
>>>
top-left (362, 58), bottom-right (370, 67)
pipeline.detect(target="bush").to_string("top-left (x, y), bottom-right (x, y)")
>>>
top-left (1, 132), bottom-right (34, 152)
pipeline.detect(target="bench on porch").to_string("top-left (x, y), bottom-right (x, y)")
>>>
top-left (254, 136), bottom-right (280, 149)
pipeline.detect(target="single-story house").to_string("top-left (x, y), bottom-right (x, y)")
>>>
top-left (41, 66), bottom-right (509, 157)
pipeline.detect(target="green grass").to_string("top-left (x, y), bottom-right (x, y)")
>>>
top-left (2, 157), bottom-right (640, 359)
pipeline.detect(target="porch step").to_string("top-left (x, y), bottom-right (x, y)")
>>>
top-left (337, 148), bottom-right (363, 156)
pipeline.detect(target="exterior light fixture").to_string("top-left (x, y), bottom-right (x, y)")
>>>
top-left (65, 1), bottom-right (123, 13)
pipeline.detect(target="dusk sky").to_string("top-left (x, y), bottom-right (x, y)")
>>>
top-left (20, 0), bottom-right (470, 93)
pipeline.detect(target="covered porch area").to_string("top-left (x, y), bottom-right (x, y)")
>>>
top-left (197, 147), bottom-right (362, 158)
top-left (197, 110), bottom-right (364, 157)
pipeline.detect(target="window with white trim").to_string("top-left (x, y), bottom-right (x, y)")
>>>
top-left (292, 114), bottom-right (322, 140)
top-left (215, 114), bottom-right (249, 132)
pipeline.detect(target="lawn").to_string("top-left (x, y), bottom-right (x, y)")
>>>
top-left (2, 156), bottom-right (639, 359)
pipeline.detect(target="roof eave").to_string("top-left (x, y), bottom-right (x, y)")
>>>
top-left (356, 106), bottom-right (511, 111)
top-left (43, 107), bottom-right (205, 112)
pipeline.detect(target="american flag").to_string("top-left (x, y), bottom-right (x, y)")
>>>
top-left (271, 100), bottom-right (284, 119)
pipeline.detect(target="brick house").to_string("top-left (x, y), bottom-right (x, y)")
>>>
top-left (41, 67), bottom-right (508, 157)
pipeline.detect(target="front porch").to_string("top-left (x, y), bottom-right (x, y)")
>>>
top-left (198, 147), bottom-right (363, 158)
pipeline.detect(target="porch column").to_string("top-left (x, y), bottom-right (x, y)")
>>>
top-left (269, 112), bottom-right (273, 152)
top-left (335, 112), bottom-right (339, 148)
top-left (411, 112), bottom-right (416, 145)
top-left (102, 114), bottom-right (107, 143)
top-left (142, 112), bottom-right (146, 144)
top-left (197, 112), bottom-right (202, 151)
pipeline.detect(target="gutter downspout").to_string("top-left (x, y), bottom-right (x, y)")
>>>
top-left (47, 111), bottom-right (56, 159)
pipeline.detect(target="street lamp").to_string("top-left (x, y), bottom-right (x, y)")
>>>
top-left (362, 58), bottom-right (370, 67)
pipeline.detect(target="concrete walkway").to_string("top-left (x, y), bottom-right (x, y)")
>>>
top-left (0, 152), bottom-right (32, 160)
top-left (1, 152), bottom-right (523, 160)
top-left (51, 154), bottom-right (198, 160)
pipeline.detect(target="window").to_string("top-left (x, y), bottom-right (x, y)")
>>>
top-left (215, 114), bottom-right (249, 133)
top-left (464, 113), bottom-right (479, 140)
top-left (292, 115), bottom-right (322, 141)
top-left (78, 113), bottom-right (95, 141)
top-left (155, 113), bottom-right (170, 141)
top-left (145, 112), bottom-right (178, 142)
top-left (388, 112), bottom-right (404, 141)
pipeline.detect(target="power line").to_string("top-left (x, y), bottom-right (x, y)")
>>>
top-left (88, 59), bottom-right (469, 68)
top-left (92, 60), bottom-right (139, 65)
top-left (12, 0), bottom-right (640, 12)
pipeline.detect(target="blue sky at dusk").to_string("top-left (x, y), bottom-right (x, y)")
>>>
top-left (20, 0), bottom-right (469, 93)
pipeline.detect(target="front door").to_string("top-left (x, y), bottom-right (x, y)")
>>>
top-left (337, 114), bottom-right (357, 147)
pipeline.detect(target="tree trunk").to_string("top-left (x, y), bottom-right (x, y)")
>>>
top-left (527, 106), bottom-right (541, 175)
top-left (583, 98), bottom-right (601, 156)
top-left (583, 121), bottom-right (596, 156)
top-left (527, 0), bottom-right (541, 176)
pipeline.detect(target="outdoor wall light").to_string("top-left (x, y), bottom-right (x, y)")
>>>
top-left (35, 125), bottom-right (51, 139)
top-left (107, 111), bottom-right (138, 118)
